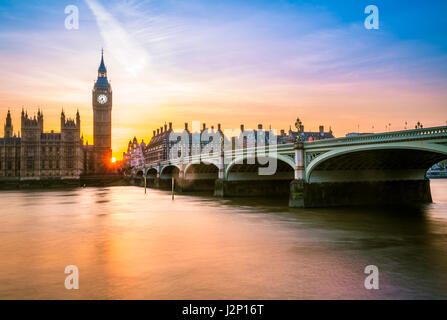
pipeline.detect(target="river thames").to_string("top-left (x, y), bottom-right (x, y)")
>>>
top-left (0, 180), bottom-right (446, 299)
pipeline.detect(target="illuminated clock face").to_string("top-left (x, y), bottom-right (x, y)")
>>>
top-left (97, 94), bottom-right (108, 104)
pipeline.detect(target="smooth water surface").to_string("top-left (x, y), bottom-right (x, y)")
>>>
top-left (1, 180), bottom-right (447, 299)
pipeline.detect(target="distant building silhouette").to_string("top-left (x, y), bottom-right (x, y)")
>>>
top-left (278, 124), bottom-right (334, 143)
top-left (123, 120), bottom-right (335, 167)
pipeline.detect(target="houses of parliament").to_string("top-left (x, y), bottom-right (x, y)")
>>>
top-left (0, 51), bottom-right (113, 181)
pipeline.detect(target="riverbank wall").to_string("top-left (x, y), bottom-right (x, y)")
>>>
top-left (0, 175), bottom-right (130, 190)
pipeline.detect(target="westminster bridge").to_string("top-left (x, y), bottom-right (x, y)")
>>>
top-left (131, 126), bottom-right (447, 207)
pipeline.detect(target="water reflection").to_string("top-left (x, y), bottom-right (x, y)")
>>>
top-left (0, 181), bottom-right (446, 299)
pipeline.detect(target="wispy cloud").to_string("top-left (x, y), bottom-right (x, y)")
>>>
top-left (1, 0), bottom-right (447, 157)
top-left (85, 0), bottom-right (149, 76)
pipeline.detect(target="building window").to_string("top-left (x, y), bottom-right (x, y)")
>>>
top-left (27, 160), bottom-right (33, 170)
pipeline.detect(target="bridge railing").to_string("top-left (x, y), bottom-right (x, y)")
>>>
top-left (139, 143), bottom-right (296, 169)
top-left (135, 126), bottom-right (447, 171)
top-left (165, 143), bottom-right (295, 165)
top-left (305, 126), bottom-right (447, 148)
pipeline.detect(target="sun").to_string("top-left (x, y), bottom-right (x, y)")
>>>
top-left (111, 157), bottom-right (116, 163)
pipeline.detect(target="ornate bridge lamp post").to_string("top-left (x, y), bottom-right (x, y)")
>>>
top-left (214, 134), bottom-right (226, 197)
top-left (143, 166), bottom-right (147, 194)
top-left (177, 144), bottom-right (186, 192)
top-left (289, 119), bottom-right (306, 208)
top-left (295, 117), bottom-right (302, 132)
top-left (218, 135), bottom-right (225, 180)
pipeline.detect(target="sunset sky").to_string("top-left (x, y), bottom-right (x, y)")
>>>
top-left (1, 0), bottom-right (447, 159)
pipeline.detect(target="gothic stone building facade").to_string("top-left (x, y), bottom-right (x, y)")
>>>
top-left (0, 52), bottom-right (113, 181)
top-left (0, 109), bottom-right (82, 179)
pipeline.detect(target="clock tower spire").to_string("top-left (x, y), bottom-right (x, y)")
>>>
top-left (92, 49), bottom-right (112, 172)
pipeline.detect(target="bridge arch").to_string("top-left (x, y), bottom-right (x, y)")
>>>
top-left (160, 164), bottom-right (181, 179)
top-left (184, 162), bottom-right (219, 180)
top-left (145, 167), bottom-right (158, 179)
top-left (306, 142), bottom-right (447, 183)
top-left (225, 154), bottom-right (295, 181)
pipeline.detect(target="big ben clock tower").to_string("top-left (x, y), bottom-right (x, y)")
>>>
top-left (92, 49), bottom-right (112, 172)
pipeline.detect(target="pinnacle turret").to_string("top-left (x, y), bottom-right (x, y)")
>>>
top-left (98, 48), bottom-right (107, 75)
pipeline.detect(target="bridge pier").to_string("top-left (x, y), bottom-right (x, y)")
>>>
top-left (214, 149), bottom-right (226, 196)
top-left (214, 179), bottom-right (225, 197)
top-left (289, 142), bottom-right (305, 208)
top-left (180, 179), bottom-right (215, 192)
top-left (151, 177), bottom-right (160, 188)
top-left (155, 166), bottom-right (160, 188)
top-left (214, 179), bottom-right (291, 197)
top-left (159, 177), bottom-right (175, 189)
top-left (289, 179), bottom-right (305, 207)
top-left (302, 179), bottom-right (432, 207)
